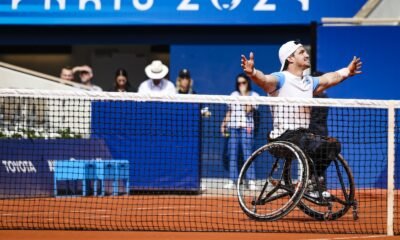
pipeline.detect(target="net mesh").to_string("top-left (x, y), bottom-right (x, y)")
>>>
top-left (0, 89), bottom-right (398, 234)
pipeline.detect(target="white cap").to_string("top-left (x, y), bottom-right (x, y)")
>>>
top-left (279, 41), bottom-right (303, 71)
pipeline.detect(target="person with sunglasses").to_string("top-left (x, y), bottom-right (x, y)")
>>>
top-left (221, 73), bottom-right (259, 190)
top-left (241, 40), bottom-right (362, 196)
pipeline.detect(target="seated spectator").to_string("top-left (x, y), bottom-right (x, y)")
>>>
top-left (73, 65), bottom-right (102, 91)
top-left (112, 68), bottom-right (132, 92)
top-left (176, 69), bottom-right (196, 94)
top-left (60, 66), bottom-right (74, 81)
top-left (138, 60), bottom-right (175, 94)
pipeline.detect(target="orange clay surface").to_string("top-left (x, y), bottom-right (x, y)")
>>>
top-left (0, 189), bottom-right (398, 239)
top-left (0, 231), bottom-right (399, 240)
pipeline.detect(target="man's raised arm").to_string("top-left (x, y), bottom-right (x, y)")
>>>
top-left (241, 52), bottom-right (278, 94)
top-left (315, 56), bottom-right (362, 94)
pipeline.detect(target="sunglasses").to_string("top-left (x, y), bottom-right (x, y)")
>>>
top-left (238, 81), bottom-right (247, 85)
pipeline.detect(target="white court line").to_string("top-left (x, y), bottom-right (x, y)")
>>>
top-left (1, 212), bottom-right (55, 216)
top-left (70, 209), bottom-right (109, 213)
top-left (42, 215), bottom-right (111, 222)
top-left (79, 215), bottom-right (111, 219)
top-left (301, 235), bottom-right (390, 240)
top-left (2, 208), bottom-right (243, 216)
top-left (156, 211), bottom-right (229, 216)
top-left (134, 205), bottom-right (197, 211)
top-left (2, 210), bottom-right (105, 215)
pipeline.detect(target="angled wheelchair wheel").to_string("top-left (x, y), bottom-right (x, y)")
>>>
top-left (237, 141), bottom-right (309, 221)
top-left (295, 154), bottom-right (356, 221)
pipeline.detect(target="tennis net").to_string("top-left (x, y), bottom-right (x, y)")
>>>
top-left (0, 89), bottom-right (398, 235)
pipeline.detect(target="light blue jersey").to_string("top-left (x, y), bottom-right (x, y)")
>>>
top-left (268, 71), bottom-right (320, 139)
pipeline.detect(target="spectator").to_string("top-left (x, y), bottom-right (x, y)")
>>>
top-left (138, 60), bottom-right (175, 94)
top-left (59, 66), bottom-right (74, 81)
top-left (73, 65), bottom-right (102, 91)
top-left (176, 69), bottom-right (196, 94)
top-left (220, 73), bottom-right (259, 190)
top-left (112, 68), bottom-right (131, 92)
top-left (175, 68), bottom-right (211, 117)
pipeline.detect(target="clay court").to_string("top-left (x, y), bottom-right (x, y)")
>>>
top-left (0, 189), bottom-right (398, 239)
top-left (0, 231), bottom-right (399, 240)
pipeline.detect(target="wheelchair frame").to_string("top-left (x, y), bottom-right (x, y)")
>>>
top-left (237, 140), bottom-right (358, 221)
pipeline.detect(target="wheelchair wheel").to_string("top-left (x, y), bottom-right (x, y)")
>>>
top-left (295, 154), bottom-right (356, 221)
top-left (237, 141), bottom-right (309, 221)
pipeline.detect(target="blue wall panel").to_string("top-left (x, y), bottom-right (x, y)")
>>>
top-left (91, 101), bottom-right (201, 191)
top-left (317, 26), bottom-right (400, 189)
top-left (170, 44), bottom-right (284, 95)
top-left (317, 26), bottom-right (400, 100)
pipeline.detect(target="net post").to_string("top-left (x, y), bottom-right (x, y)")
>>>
top-left (386, 101), bottom-right (395, 236)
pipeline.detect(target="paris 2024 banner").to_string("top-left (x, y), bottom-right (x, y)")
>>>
top-left (0, 0), bottom-right (366, 25)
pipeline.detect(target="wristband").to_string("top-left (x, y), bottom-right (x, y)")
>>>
top-left (336, 68), bottom-right (350, 78)
top-left (252, 68), bottom-right (257, 77)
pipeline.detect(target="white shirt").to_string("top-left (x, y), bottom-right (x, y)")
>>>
top-left (268, 71), bottom-right (320, 139)
top-left (227, 91), bottom-right (259, 129)
top-left (80, 83), bottom-right (102, 91)
top-left (138, 79), bottom-right (176, 94)
top-left (89, 84), bottom-right (103, 92)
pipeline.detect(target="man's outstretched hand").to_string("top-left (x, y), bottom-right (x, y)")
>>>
top-left (241, 52), bottom-right (255, 76)
top-left (348, 56), bottom-right (362, 77)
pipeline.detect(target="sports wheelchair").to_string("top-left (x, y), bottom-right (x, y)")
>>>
top-left (237, 140), bottom-right (359, 221)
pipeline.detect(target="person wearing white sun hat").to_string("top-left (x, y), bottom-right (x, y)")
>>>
top-left (241, 40), bottom-right (362, 197)
top-left (138, 60), bottom-right (176, 94)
